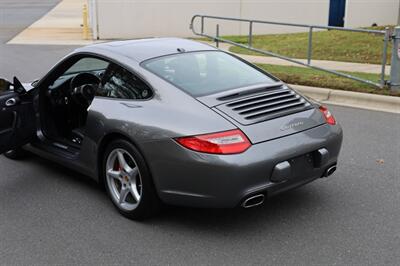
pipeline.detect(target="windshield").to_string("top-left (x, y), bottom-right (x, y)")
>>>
top-left (142, 51), bottom-right (276, 97)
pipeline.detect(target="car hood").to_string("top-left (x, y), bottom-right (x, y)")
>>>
top-left (196, 83), bottom-right (326, 144)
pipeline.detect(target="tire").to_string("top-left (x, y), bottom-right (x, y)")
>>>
top-left (3, 148), bottom-right (28, 160)
top-left (102, 139), bottom-right (160, 220)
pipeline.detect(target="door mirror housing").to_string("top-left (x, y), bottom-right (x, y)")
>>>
top-left (13, 77), bottom-right (27, 94)
top-left (0, 78), bottom-right (12, 93)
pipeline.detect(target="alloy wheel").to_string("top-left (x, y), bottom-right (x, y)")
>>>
top-left (105, 148), bottom-right (143, 211)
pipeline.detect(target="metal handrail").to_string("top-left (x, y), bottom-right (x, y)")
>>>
top-left (190, 14), bottom-right (392, 89)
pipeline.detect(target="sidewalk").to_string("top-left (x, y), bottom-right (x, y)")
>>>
top-left (7, 0), bottom-right (95, 45)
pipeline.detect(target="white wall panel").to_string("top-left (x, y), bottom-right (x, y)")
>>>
top-left (345, 0), bottom-right (400, 28)
top-left (93, 0), bottom-right (399, 39)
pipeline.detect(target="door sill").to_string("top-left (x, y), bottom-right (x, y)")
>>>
top-left (32, 138), bottom-right (81, 160)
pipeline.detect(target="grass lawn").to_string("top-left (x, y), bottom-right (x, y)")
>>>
top-left (227, 26), bottom-right (393, 64)
top-left (256, 63), bottom-right (400, 97)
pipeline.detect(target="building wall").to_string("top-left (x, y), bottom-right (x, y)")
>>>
top-left (90, 0), bottom-right (400, 40)
top-left (398, 2), bottom-right (400, 24)
top-left (92, 0), bottom-right (330, 39)
top-left (344, 0), bottom-right (400, 28)
top-left (239, 0), bottom-right (329, 35)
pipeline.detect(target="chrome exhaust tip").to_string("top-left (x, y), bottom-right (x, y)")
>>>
top-left (324, 165), bottom-right (337, 177)
top-left (242, 194), bottom-right (265, 208)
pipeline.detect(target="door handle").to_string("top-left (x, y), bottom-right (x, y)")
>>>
top-left (5, 98), bottom-right (17, 107)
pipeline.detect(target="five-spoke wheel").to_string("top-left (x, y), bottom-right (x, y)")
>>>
top-left (103, 139), bottom-right (160, 220)
top-left (106, 149), bottom-right (142, 211)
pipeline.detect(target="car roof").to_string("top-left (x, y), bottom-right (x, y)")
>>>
top-left (75, 38), bottom-right (218, 63)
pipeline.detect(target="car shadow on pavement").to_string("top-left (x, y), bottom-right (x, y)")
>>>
top-left (146, 187), bottom-right (325, 233)
top-left (0, 154), bottom-right (103, 194)
top-left (2, 154), bottom-right (326, 233)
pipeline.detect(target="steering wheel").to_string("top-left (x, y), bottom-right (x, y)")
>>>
top-left (70, 72), bottom-right (100, 107)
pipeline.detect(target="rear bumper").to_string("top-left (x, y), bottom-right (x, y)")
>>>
top-left (142, 123), bottom-right (343, 208)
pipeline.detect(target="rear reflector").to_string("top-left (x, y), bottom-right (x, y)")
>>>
top-left (175, 129), bottom-right (251, 154)
top-left (319, 106), bottom-right (336, 125)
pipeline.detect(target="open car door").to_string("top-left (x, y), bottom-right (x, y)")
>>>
top-left (0, 78), bottom-right (36, 154)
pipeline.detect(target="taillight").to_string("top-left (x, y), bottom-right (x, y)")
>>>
top-left (319, 106), bottom-right (336, 125)
top-left (175, 129), bottom-right (251, 154)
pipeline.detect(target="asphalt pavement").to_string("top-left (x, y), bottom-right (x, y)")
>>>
top-left (0, 1), bottom-right (399, 265)
top-left (0, 0), bottom-right (77, 81)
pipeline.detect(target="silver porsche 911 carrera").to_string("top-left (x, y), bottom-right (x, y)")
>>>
top-left (0, 38), bottom-right (342, 219)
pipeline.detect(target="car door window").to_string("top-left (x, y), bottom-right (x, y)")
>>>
top-left (98, 63), bottom-right (152, 100)
top-left (65, 57), bottom-right (109, 75)
top-left (50, 57), bottom-right (109, 89)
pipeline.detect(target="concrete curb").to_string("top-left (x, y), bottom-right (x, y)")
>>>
top-left (292, 85), bottom-right (400, 114)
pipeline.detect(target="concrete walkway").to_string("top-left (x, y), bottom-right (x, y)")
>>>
top-left (7, 0), bottom-right (95, 45)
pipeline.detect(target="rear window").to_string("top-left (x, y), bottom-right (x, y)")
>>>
top-left (142, 51), bottom-right (275, 97)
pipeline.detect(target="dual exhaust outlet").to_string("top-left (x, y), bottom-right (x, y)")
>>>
top-left (242, 164), bottom-right (337, 208)
top-left (323, 164), bottom-right (337, 177)
top-left (241, 194), bottom-right (265, 208)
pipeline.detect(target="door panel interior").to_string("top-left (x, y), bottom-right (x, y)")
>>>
top-left (0, 111), bottom-right (15, 133)
top-left (0, 90), bottom-right (35, 154)
top-left (0, 110), bottom-right (16, 153)
top-left (0, 90), bottom-right (17, 132)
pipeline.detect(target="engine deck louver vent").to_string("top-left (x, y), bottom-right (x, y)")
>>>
top-left (216, 86), bottom-right (312, 125)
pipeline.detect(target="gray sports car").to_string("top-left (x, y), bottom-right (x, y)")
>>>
top-left (0, 38), bottom-right (342, 219)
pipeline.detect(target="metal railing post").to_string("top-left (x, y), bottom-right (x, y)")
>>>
top-left (82, 4), bottom-right (90, 40)
top-left (216, 24), bottom-right (220, 48)
top-left (249, 21), bottom-right (253, 47)
top-left (390, 26), bottom-right (400, 92)
top-left (201, 16), bottom-right (204, 34)
top-left (307, 26), bottom-right (313, 65)
top-left (380, 27), bottom-right (390, 87)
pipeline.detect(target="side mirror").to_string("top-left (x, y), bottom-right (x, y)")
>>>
top-left (13, 76), bottom-right (26, 94)
top-left (0, 78), bottom-right (12, 93)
